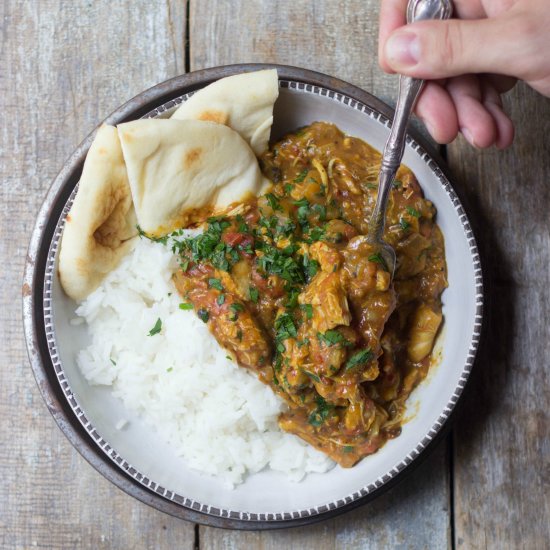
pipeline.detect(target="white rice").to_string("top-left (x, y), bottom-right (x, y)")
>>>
top-left (75, 237), bottom-right (334, 486)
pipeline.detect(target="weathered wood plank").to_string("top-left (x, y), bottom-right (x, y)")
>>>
top-left (190, 1), bottom-right (451, 547)
top-left (448, 83), bottom-right (550, 550)
top-left (200, 441), bottom-right (451, 549)
top-left (190, 0), bottom-right (397, 101)
top-left (0, 1), bottom-right (193, 548)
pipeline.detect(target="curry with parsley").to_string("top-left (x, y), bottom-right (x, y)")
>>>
top-left (158, 122), bottom-right (447, 467)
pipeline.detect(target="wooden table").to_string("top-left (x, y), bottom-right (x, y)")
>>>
top-left (2, 2), bottom-right (549, 548)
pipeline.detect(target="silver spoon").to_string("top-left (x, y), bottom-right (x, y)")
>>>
top-left (367, 0), bottom-right (453, 277)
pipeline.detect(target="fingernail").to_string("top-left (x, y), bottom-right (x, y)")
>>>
top-left (385, 32), bottom-right (420, 67)
top-left (461, 127), bottom-right (477, 147)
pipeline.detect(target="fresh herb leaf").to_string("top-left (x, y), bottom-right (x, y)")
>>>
top-left (343, 445), bottom-right (354, 453)
top-left (179, 303), bottom-right (193, 310)
top-left (265, 192), bottom-right (283, 212)
top-left (147, 318), bottom-right (162, 336)
top-left (318, 329), bottom-right (350, 347)
top-left (293, 168), bottom-right (309, 183)
top-left (136, 225), bottom-right (168, 245)
top-left (249, 287), bottom-right (259, 303)
top-left (284, 183), bottom-right (294, 194)
top-left (208, 278), bottom-right (223, 291)
top-left (216, 294), bottom-right (225, 306)
top-left (400, 218), bottom-right (411, 231)
top-left (230, 303), bottom-right (245, 313)
top-left (275, 312), bottom-right (298, 341)
top-left (392, 180), bottom-right (402, 189)
top-left (308, 396), bottom-right (333, 426)
top-left (300, 303), bottom-right (313, 320)
top-left (368, 252), bottom-right (388, 270)
top-left (345, 348), bottom-right (374, 370)
top-left (236, 329), bottom-right (243, 341)
top-left (406, 206), bottom-right (421, 218)
top-left (304, 370), bottom-right (321, 384)
top-left (197, 309), bottom-right (209, 323)
top-left (301, 254), bottom-right (320, 280)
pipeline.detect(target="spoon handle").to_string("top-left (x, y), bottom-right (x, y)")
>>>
top-left (368, 0), bottom-right (453, 242)
top-left (368, 76), bottom-right (423, 241)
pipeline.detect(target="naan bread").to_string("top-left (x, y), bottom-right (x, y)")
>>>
top-left (59, 125), bottom-right (137, 301)
top-left (117, 118), bottom-right (270, 234)
top-left (171, 69), bottom-right (279, 155)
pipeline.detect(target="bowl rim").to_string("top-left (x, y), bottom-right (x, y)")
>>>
top-left (22, 63), bottom-right (484, 530)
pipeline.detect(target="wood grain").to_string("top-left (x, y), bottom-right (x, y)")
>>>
top-left (0, 1), bottom-right (193, 548)
top-left (189, 0), bottom-right (432, 141)
top-left (190, 1), bottom-right (452, 547)
top-left (447, 83), bottom-right (550, 550)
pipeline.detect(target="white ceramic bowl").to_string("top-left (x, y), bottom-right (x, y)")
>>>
top-left (23, 64), bottom-right (483, 529)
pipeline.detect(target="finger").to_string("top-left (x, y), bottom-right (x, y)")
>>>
top-left (480, 81), bottom-right (515, 149)
top-left (379, 0), bottom-right (408, 73)
top-left (414, 82), bottom-right (459, 144)
top-left (450, 0), bottom-right (486, 19)
top-left (383, 15), bottom-right (525, 80)
top-left (446, 75), bottom-right (497, 148)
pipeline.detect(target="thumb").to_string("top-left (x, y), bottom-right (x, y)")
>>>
top-left (383, 17), bottom-right (521, 80)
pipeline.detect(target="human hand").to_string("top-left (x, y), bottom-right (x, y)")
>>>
top-left (378, 0), bottom-right (550, 148)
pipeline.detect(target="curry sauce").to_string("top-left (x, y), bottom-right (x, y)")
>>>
top-left (170, 122), bottom-right (447, 467)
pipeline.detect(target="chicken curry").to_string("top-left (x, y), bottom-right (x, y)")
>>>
top-left (168, 122), bottom-right (447, 467)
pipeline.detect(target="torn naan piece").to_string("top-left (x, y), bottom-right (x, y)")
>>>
top-left (171, 69), bottom-right (279, 155)
top-left (117, 118), bottom-right (270, 235)
top-left (59, 125), bottom-right (137, 301)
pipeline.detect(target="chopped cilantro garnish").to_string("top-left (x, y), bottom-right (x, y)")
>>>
top-left (257, 243), bottom-right (304, 284)
top-left (249, 287), bottom-right (259, 303)
top-left (216, 294), bottom-right (225, 306)
top-left (208, 278), bottom-right (223, 291)
top-left (300, 304), bottom-right (313, 320)
top-left (312, 203), bottom-right (326, 221)
top-left (308, 396), bottom-right (333, 426)
top-left (318, 330), bottom-right (350, 347)
top-left (180, 217), bottom-right (237, 272)
top-left (293, 197), bottom-right (311, 227)
top-left (284, 183), bottom-right (293, 194)
top-left (343, 445), bottom-right (354, 453)
top-left (230, 303), bottom-right (245, 312)
top-left (179, 303), bottom-right (193, 310)
top-left (301, 254), bottom-right (320, 280)
top-left (304, 370), bottom-right (321, 384)
top-left (275, 312), bottom-right (298, 342)
top-left (406, 206), bottom-right (421, 218)
top-left (136, 225), bottom-right (168, 245)
top-left (197, 309), bottom-right (209, 323)
top-left (400, 218), bottom-right (411, 231)
top-left (265, 192), bottom-right (282, 211)
top-left (147, 318), bottom-right (162, 336)
top-left (368, 253), bottom-right (387, 270)
top-left (293, 168), bottom-right (309, 183)
top-left (345, 348), bottom-right (374, 370)
top-left (236, 329), bottom-right (243, 341)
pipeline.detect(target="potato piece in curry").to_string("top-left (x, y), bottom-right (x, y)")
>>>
top-left (170, 122), bottom-right (447, 468)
